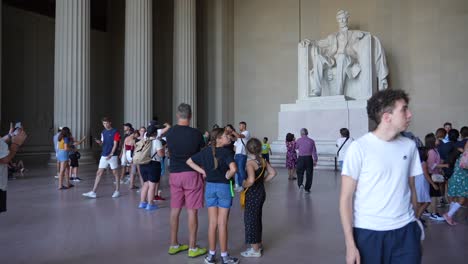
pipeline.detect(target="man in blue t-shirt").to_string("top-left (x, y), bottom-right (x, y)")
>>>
top-left (83, 117), bottom-right (121, 199)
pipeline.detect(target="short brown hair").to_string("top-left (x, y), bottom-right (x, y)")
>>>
top-left (101, 117), bottom-right (111, 122)
top-left (367, 89), bottom-right (409, 125)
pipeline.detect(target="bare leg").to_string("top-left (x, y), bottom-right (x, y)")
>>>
top-left (187, 209), bottom-right (199, 248)
top-left (154, 182), bottom-right (160, 197)
top-left (207, 207), bottom-right (218, 252)
top-left (170, 208), bottom-right (182, 246)
top-left (147, 182), bottom-right (156, 205)
top-left (129, 168), bottom-right (135, 188)
top-left (91, 169), bottom-right (105, 192)
top-left (137, 165), bottom-right (144, 187)
top-left (140, 182), bottom-right (149, 203)
top-left (417, 202), bottom-right (430, 218)
top-left (112, 169), bottom-right (120, 192)
top-left (58, 161), bottom-right (67, 188)
top-left (218, 208), bottom-right (230, 253)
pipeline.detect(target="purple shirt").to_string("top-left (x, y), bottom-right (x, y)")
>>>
top-left (295, 135), bottom-right (318, 161)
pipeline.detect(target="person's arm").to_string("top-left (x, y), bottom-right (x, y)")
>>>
top-left (312, 141), bottom-right (318, 166)
top-left (159, 123), bottom-right (171, 137)
top-left (264, 162), bottom-right (277, 182)
top-left (339, 175), bottom-right (360, 264)
top-left (73, 136), bottom-right (86, 146)
top-left (421, 162), bottom-right (439, 190)
top-left (95, 134), bottom-right (103, 145)
top-left (106, 140), bottom-right (118, 160)
top-left (186, 158), bottom-right (206, 177)
top-left (409, 176), bottom-right (418, 216)
top-left (106, 132), bottom-right (120, 160)
top-left (0, 130), bottom-right (27, 164)
top-left (225, 162), bottom-right (237, 180)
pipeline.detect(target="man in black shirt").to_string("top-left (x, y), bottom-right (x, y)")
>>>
top-left (165, 103), bottom-right (207, 258)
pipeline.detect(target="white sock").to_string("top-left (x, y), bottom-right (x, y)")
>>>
top-left (448, 202), bottom-right (461, 217)
top-left (209, 250), bottom-right (216, 255)
top-left (221, 252), bottom-right (228, 257)
top-left (171, 245), bottom-right (180, 249)
top-left (190, 247), bottom-right (197, 251)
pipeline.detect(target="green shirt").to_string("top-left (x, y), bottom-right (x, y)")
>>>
top-left (262, 143), bottom-right (271, 154)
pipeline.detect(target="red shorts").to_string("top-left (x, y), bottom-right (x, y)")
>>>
top-left (169, 171), bottom-right (204, 209)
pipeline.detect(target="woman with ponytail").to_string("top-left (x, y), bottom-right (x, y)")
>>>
top-left (186, 128), bottom-right (239, 264)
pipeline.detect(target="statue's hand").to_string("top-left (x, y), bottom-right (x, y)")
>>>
top-left (300, 39), bottom-right (311, 47)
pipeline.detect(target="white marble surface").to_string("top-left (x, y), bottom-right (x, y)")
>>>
top-left (298, 10), bottom-right (388, 100)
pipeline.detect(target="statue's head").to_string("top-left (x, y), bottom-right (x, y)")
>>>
top-left (336, 10), bottom-right (350, 29)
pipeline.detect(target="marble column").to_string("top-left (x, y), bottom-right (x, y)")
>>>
top-left (173, 0), bottom-right (197, 127)
top-left (124, 0), bottom-right (153, 127)
top-left (213, 0), bottom-right (234, 126)
top-left (54, 0), bottom-right (90, 148)
top-left (0, 1), bottom-right (2, 120)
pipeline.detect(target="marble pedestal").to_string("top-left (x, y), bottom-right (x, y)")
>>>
top-left (270, 96), bottom-right (371, 169)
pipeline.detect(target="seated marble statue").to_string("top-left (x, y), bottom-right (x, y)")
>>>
top-left (299, 10), bottom-right (388, 98)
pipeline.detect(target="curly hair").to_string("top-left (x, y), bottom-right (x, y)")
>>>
top-left (285, 133), bottom-right (294, 142)
top-left (367, 89), bottom-right (409, 125)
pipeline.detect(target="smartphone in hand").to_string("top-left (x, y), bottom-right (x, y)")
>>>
top-left (13, 122), bottom-right (22, 135)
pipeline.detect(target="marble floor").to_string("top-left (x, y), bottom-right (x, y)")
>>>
top-left (0, 165), bottom-right (466, 264)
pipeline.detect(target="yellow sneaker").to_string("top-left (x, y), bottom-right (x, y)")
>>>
top-left (168, 244), bottom-right (189, 255)
top-left (188, 247), bottom-right (207, 258)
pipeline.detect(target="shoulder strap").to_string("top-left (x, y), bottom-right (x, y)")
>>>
top-left (337, 137), bottom-right (349, 156)
top-left (244, 158), bottom-right (266, 192)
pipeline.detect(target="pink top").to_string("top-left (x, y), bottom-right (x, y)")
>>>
top-left (427, 149), bottom-right (442, 174)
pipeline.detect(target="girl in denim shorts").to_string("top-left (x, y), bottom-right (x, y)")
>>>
top-left (187, 128), bottom-right (239, 264)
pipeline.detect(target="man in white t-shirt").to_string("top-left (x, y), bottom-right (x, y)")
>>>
top-left (336, 128), bottom-right (353, 170)
top-left (339, 89), bottom-right (423, 264)
top-left (232, 121), bottom-right (250, 192)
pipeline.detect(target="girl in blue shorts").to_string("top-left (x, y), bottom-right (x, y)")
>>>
top-left (187, 128), bottom-right (239, 264)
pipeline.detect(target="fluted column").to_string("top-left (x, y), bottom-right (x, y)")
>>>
top-left (0, 1), bottom-right (2, 120)
top-left (173, 0), bottom-right (197, 127)
top-left (125, 0), bottom-right (153, 127)
top-left (54, 0), bottom-right (90, 148)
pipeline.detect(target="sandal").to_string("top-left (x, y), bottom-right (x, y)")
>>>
top-left (58, 186), bottom-right (68, 190)
top-left (67, 184), bottom-right (74, 188)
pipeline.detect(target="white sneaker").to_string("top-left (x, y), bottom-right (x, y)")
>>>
top-left (111, 191), bottom-right (120, 198)
top-left (54, 175), bottom-right (59, 179)
top-left (240, 248), bottom-right (261, 258)
top-left (82, 191), bottom-right (97, 198)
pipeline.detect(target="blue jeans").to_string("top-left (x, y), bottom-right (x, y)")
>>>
top-left (234, 154), bottom-right (247, 186)
top-left (160, 157), bottom-right (166, 176)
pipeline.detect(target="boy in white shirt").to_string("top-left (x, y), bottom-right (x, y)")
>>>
top-left (339, 89), bottom-right (423, 264)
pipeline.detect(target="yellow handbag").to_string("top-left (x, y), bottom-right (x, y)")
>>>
top-left (240, 159), bottom-right (265, 208)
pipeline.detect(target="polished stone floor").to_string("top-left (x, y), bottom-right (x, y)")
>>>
top-left (0, 165), bottom-right (466, 264)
